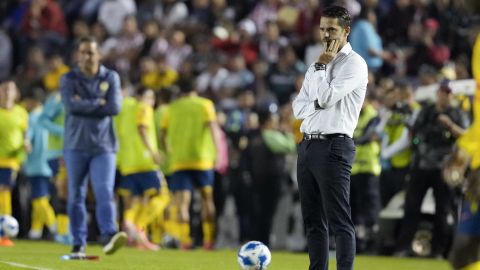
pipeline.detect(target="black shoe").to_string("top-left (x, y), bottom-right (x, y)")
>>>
top-left (393, 249), bottom-right (412, 258)
top-left (70, 245), bottom-right (86, 258)
top-left (102, 232), bottom-right (127, 255)
top-left (429, 253), bottom-right (444, 260)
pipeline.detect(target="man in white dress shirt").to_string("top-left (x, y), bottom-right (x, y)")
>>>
top-left (292, 6), bottom-right (368, 270)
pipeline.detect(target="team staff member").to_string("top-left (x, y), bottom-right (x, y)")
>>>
top-left (160, 78), bottom-right (222, 250)
top-left (0, 80), bottom-right (29, 247)
top-left (60, 37), bottom-right (126, 257)
top-left (350, 96), bottom-right (381, 253)
top-left (394, 83), bottom-right (468, 258)
top-left (292, 6), bottom-right (368, 270)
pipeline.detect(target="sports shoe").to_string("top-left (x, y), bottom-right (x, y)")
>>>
top-left (162, 234), bottom-right (180, 249)
top-left (102, 232), bottom-right (127, 255)
top-left (393, 249), bottom-right (413, 258)
top-left (28, 230), bottom-right (42, 240)
top-left (180, 243), bottom-right (193, 250)
top-left (55, 234), bottom-right (73, 245)
top-left (203, 242), bottom-right (215, 251)
top-left (0, 237), bottom-right (14, 247)
top-left (135, 230), bottom-right (160, 251)
top-left (70, 245), bottom-right (86, 258)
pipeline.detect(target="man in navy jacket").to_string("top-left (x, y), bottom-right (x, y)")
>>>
top-left (60, 36), bottom-right (126, 257)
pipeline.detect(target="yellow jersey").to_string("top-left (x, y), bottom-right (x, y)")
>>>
top-left (0, 105), bottom-right (29, 170)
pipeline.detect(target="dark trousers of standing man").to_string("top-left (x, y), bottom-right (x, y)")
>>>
top-left (350, 173), bottom-right (380, 252)
top-left (379, 167), bottom-right (409, 207)
top-left (297, 137), bottom-right (356, 270)
top-left (396, 168), bottom-right (454, 256)
top-left (251, 173), bottom-right (283, 246)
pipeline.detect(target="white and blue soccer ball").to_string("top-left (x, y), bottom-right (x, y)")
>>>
top-left (0, 215), bottom-right (19, 238)
top-left (237, 241), bottom-right (272, 270)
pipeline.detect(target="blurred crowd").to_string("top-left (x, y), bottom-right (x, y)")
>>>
top-left (0, 0), bottom-right (480, 257)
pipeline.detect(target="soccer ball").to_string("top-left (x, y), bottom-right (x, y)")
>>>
top-left (237, 241), bottom-right (272, 270)
top-left (0, 215), bottom-right (19, 238)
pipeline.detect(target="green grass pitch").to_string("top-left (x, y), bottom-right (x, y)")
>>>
top-left (0, 240), bottom-right (451, 270)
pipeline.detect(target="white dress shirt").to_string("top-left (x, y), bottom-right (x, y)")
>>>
top-left (292, 42), bottom-right (368, 138)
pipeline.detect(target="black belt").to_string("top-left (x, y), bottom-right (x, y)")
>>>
top-left (303, 133), bottom-right (349, 141)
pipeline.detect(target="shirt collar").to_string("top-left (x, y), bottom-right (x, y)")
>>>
top-left (98, 65), bottom-right (107, 77)
top-left (338, 42), bottom-right (352, 56)
top-left (330, 42), bottom-right (352, 63)
top-left (74, 65), bottom-right (107, 78)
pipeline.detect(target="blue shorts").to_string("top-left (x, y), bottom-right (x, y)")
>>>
top-left (170, 170), bottom-right (214, 192)
top-left (48, 159), bottom-right (60, 176)
top-left (458, 200), bottom-right (480, 237)
top-left (28, 176), bottom-right (51, 199)
top-left (122, 171), bottom-right (161, 197)
top-left (165, 175), bottom-right (172, 190)
top-left (114, 169), bottom-right (123, 191)
top-left (0, 168), bottom-right (15, 187)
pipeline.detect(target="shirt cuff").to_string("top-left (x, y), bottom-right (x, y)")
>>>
top-left (311, 67), bottom-right (326, 80)
top-left (305, 100), bottom-right (317, 115)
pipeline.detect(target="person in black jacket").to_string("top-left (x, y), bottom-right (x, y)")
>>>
top-left (395, 82), bottom-right (469, 258)
top-left (247, 108), bottom-right (296, 246)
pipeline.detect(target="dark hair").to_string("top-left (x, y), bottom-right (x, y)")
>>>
top-left (76, 36), bottom-right (98, 50)
top-left (322, 5), bottom-right (351, 28)
top-left (279, 45), bottom-right (295, 57)
top-left (157, 86), bottom-right (176, 103)
top-left (135, 85), bottom-right (153, 97)
top-left (358, 6), bottom-right (372, 20)
top-left (0, 77), bottom-right (15, 85)
top-left (176, 78), bottom-right (194, 94)
top-left (439, 80), bottom-right (453, 94)
top-left (393, 80), bottom-right (412, 92)
top-left (23, 87), bottom-right (46, 102)
top-left (257, 110), bottom-right (273, 127)
top-left (46, 51), bottom-right (63, 60)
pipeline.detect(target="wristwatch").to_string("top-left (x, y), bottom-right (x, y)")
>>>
top-left (314, 62), bottom-right (326, 71)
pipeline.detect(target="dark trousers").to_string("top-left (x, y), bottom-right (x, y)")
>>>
top-left (251, 173), bottom-right (282, 246)
top-left (379, 167), bottom-right (409, 207)
top-left (396, 168), bottom-right (454, 255)
top-left (350, 173), bottom-right (380, 228)
top-left (230, 167), bottom-right (253, 242)
top-left (297, 138), bottom-right (356, 270)
top-left (350, 173), bottom-right (380, 252)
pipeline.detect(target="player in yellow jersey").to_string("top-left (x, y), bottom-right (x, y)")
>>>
top-left (0, 80), bottom-right (29, 246)
top-left (152, 87), bottom-right (178, 246)
top-left (117, 87), bottom-right (167, 250)
top-left (448, 33), bottom-right (480, 270)
top-left (113, 82), bottom-right (137, 245)
top-left (160, 78), bottom-right (222, 250)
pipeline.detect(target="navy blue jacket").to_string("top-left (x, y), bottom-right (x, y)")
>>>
top-left (60, 65), bottom-right (122, 154)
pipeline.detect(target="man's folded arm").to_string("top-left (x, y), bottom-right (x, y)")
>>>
top-left (60, 75), bottom-right (103, 116)
top-left (315, 58), bottom-right (367, 109)
top-left (292, 69), bottom-right (320, 119)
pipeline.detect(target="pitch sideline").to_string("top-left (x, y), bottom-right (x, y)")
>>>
top-left (0, 260), bottom-right (54, 270)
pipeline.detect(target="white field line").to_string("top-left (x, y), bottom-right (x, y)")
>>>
top-left (0, 260), bottom-right (54, 270)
